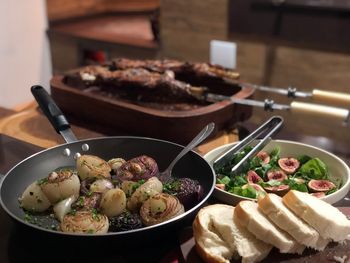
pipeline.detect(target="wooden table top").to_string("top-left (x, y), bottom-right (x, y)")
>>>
top-left (0, 105), bottom-right (239, 154)
top-left (0, 106), bottom-right (104, 148)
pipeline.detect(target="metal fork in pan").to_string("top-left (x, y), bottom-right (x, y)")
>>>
top-left (213, 116), bottom-right (284, 175)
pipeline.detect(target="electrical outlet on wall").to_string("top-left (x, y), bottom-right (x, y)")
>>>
top-left (210, 40), bottom-right (237, 69)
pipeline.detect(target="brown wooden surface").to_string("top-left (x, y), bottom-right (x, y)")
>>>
top-left (48, 13), bottom-right (160, 72)
top-left (49, 14), bottom-right (158, 49)
top-left (0, 107), bottom-right (14, 119)
top-left (49, 75), bottom-right (253, 145)
top-left (160, 0), bottom-right (229, 61)
top-left (159, 0), bottom-right (350, 144)
top-left (46, 0), bottom-right (160, 21)
top-left (0, 107), bottom-right (104, 148)
top-left (0, 105), bottom-right (240, 152)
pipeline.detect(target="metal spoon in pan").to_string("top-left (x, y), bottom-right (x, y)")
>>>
top-left (158, 122), bottom-right (215, 183)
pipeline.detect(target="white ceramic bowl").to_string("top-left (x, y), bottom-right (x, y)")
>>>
top-left (204, 140), bottom-right (350, 205)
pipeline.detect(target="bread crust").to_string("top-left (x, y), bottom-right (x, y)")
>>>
top-left (283, 190), bottom-right (350, 242)
top-left (192, 205), bottom-right (233, 263)
top-left (258, 193), bottom-right (328, 251)
top-left (234, 200), bottom-right (305, 254)
top-left (193, 204), bottom-right (273, 263)
top-left (193, 220), bottom-right (229, 263)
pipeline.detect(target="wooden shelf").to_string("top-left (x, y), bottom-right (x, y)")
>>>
top-left (49, 14), bottom-right (158, 49)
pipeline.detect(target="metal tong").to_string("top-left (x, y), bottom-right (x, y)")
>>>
top-left (213, 116), bottom-right (283, 174)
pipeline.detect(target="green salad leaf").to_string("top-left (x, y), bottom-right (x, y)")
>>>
top-left (285, 178), bottom-right (308, 192)
top-left (297, 155), bottom-right (312, 165)
top-left (231, 185), bottom-right (257, 199)
top-left (269, 147), bottom-right (281, 165)
top-left (299, 158), bottom-right (328, 179)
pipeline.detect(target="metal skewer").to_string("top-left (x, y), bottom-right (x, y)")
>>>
top-left (223, 78), bottom-right (350, 108)
top-left (202, 93), bottom-right (350, 126)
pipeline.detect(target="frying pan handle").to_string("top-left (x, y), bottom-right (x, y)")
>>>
top-left (31, 85), bottom-right (70, 133)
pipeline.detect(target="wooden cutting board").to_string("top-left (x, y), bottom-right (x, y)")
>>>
top-left (180, 207), bottom-right (350, 263)
top-left (0, 107), bottom-right (105, 148)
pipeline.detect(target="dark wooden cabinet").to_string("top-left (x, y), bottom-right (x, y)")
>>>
top-left (229, 0), bottom-right (350, 52)
top-left (46, 0), bottom-right (160, 72)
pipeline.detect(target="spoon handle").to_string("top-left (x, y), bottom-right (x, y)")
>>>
top-left (165, 122), bottom-right (215, 174)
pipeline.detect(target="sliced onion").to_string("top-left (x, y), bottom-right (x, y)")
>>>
top-left (100, 188), bottom-right (126, 217)
top-left (41, 171), bottom-right (80, 204)
top-left (53, 195), bottom-right (78, 222)
top-left (61, 210), bottom-right (109, 234)
top-left (127, 177), bottom-right (163, 211)
top-left (76, 155), bottom-right (111, 180)
top-left (90, 179), bottom-right (114, 193)
top-left (140, 193), bottom-right (184, 226)
top-left (20, 182), bottom-right (51, 212)
top-left (120, 180), bottom-right (137, 197)
top-left (108, 158), bottom-right (126, 172)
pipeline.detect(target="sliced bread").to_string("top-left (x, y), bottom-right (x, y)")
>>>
top-left (283, 190), bottom-right (350, 242)
top-left (234, 200), bottom-right (305, 254)
top-left (193, 204), bottom-right (272, 263)
top-left (193, 205), bottom-right (235, 263)
top-left (258, 193), bottom-right (329, 250)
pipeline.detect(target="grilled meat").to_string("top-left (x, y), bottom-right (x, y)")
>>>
top-left (110, 58), bottom-right (240, 80)
top-left (65, 65), bottom-right (208, 105)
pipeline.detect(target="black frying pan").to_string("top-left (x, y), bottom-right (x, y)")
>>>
top-left (0, 86), bottom-right (215, 244)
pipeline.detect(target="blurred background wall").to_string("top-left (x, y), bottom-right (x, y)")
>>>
top-left (0, 0), bottom-right (52, 109)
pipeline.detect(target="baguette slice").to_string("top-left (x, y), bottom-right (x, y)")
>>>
top-left (234, 200), bottom-right (305, 254)
top-left (283, 190), bottom-right (350, 242)
top-left (193, 205), bottom-right (235, 263)
top-left (258, 193), bottom-right (329, 250)
top-left (193, 204), bottom-right (272, 263)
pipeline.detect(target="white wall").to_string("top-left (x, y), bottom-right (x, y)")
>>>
top-left (0, 0), bottom-right (52, 109)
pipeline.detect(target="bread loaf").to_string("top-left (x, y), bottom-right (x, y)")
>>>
top-left (193, 204), bottom-right (272, 263)
top-left (193, 191), bottom-right (350, 263)
top-left (258, 193), bottom-right (329, 250)
top-left (193, 205), bottom-right (234, 263)
top-left (283, 190), bottom-right (350, 242)
top-left (234, 200), bottom-right (305, 254)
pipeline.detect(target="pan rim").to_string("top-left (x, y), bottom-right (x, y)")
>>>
top-left (0, 135), bottom-right (215, 237)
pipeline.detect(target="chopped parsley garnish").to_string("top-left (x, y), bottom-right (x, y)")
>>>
top-left (37, 177), bottom-right (48, 185)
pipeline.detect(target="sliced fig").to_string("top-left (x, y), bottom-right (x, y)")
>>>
top-left (246, 170), bottom-right (263, 184)
top-left (308, 179), bottom-right (335, 192)
top-left (310, 192), bottom-right (326, 198)
top-left (278, 157), bottom-right (300, 174)
top-left (267, 169), bottom-right (288, 182)
top-left (256, 151), bottom-right (270, 165)
top-left (263, 184), bottom-right (290, 196)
